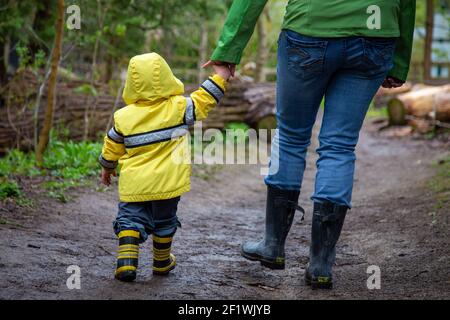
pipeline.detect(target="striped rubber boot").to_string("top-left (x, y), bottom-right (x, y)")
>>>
top-left (152, 235), bottom-right (176, 276)
top-left (115, 230), bottom-right (140, 282)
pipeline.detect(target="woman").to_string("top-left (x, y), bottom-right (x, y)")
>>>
top-left (205, 0), bottom-right (415, 289)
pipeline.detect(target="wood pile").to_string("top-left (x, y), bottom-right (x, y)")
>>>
top-left (0, 70), bottom-right (123, 153)
top-left (0, 72), bottom-right (277, 153)
top-left (200, 80), bottom-right (276, 129)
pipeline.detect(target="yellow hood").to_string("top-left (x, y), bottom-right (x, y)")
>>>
top-left (122, 53), bottom-right (184, 105)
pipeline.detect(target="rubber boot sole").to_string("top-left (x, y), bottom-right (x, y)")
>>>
top-left (153, 254), bottom-right (177, 276)
top-left (241, 248), bottom-right (285, 270)
top-left (115, 270), bottom-right (136, 282)
top-left (305, 271), bottom-right (333, 289)
top-left (152, 263), bottom-right (176, 276)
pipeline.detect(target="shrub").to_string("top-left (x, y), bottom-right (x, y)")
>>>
top-left (0, 137), bottom-right (103, 202)
top-left (0, 180), bottom-right (21, 200)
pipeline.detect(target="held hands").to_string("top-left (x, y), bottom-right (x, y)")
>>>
top-left (101, 167), bottom-right (116, 186)
top-left (213, 64), bottom-right (232, 81)
top-left (202, 60), bottom-right (235, 81)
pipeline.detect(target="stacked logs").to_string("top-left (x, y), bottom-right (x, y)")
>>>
top-left (0, 70), bottom-right (123, 153)
top-left (200, 80), bottom-right (275, 129)
top-left (0, 72), bottom-right (277, 153)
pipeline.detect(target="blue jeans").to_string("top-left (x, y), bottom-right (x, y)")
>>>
top-left (265, 30), bottom-right (396, 208)
top-left (113, 197), bottom-right (181, 243)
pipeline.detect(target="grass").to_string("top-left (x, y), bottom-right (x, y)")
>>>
top-left (0, 134), bottom-right (102, 203)
top-left (366, 104), bottom-right (388, 119)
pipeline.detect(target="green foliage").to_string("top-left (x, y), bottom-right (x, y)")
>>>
top-left (16, 45), bottom-right (46, 71)
top-left (224, 122), bottom-right (250, 144)
top-left (0, 136), bottom-right (102, 203)
top-left (366, 105), bottom-right (388, 119)
top-left (73, 84), bottom-right (98, 97)
top-left (0, 180), bottom-right (21, 200)
top-left (16, 45), bottom-right (32, 69)
top-left (0, 1), bottom-right (50, 43)
top-left (0, 150), bottom-right (41, 177)
top-left (224, 122), bottom-right (250, 132)
top-left (43, 139), bottom-right (102, 179)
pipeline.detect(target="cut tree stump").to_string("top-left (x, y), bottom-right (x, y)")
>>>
top-left (387, 98), bottom-right (407, 125)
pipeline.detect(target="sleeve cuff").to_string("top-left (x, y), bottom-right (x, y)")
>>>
top-left (388, 65), bottom-right (409, 82)
top-left (211, 49), bottom-right (241, 65)
top-left (200, 77), bottom-right (225, 103)
top-left (210, 74), bottom-right (228, 91)
top-left (98, 154), bottom-right (118, 170)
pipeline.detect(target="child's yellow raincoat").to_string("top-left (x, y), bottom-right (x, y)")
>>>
top-left (99, 53), bottom-right (227, 202)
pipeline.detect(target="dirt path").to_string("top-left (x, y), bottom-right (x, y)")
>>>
top-left (0, 121), bottom-right (449, 300)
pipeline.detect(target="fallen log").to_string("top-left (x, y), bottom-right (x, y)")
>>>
top-left (387, 84), bottom-right (450, 125)
top-left (435, 92), bottom-right (450, 121)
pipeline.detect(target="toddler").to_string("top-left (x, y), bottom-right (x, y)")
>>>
top-left (99, 53), bottom-right (230, 281)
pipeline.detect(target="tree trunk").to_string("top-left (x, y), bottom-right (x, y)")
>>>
top-left (35, 0), bottom-right (64, 165)
top-left (197, 23), bottom-right (208, 85)
top-left (1, 33), bottom-right (10, 84)
top-left (103, 55), bottom-right (114, 84)
top-left (255, 8), bottom-right (269, 83)
top-left (105, 70), bottom-right (127, 133)
top-left (423, 0), bottom-right (434, 82)
top-left (83, 0), bottom-right (106, 140)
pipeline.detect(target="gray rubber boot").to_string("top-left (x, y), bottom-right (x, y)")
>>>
top-left (241, 185), bottom-right (304, 270)
top-left (305, 201), bottom-right (348, 289)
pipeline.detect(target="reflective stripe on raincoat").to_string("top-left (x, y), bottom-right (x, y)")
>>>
top-left (99, 53), bottom-right (227, 202)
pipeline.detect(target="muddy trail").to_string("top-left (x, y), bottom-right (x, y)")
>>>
top-left (0, 121), bottom-right (449, 300)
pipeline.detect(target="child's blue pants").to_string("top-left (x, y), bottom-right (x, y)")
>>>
top-left (113, 197), bottom-right (181, 243)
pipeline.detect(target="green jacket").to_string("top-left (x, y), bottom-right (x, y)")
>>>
top-left (211, 0), bottom-right (416, 81)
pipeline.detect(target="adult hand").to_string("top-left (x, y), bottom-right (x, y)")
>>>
top-left (202, 60), bottom-right (236, 77)
top-left (212, 64), bottom-right (232, 81)
top-left (382, 76), bottom-right (404, 89)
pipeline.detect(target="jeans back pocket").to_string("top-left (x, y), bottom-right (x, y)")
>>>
top-left (285, 31), bottom-right (327, 79)
top-left (362, 38), bottom-right (396, 76)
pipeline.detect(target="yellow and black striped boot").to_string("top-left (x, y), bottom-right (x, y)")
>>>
top-left (152, 234), bottom-right (176, 276)
top-left (115, 230), bottom-right (140, 282)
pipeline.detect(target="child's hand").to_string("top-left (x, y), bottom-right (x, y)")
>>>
top-left (213, 64), bottom-right (232, 81)
top-left (101, 167), bottom-right (116, 186)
